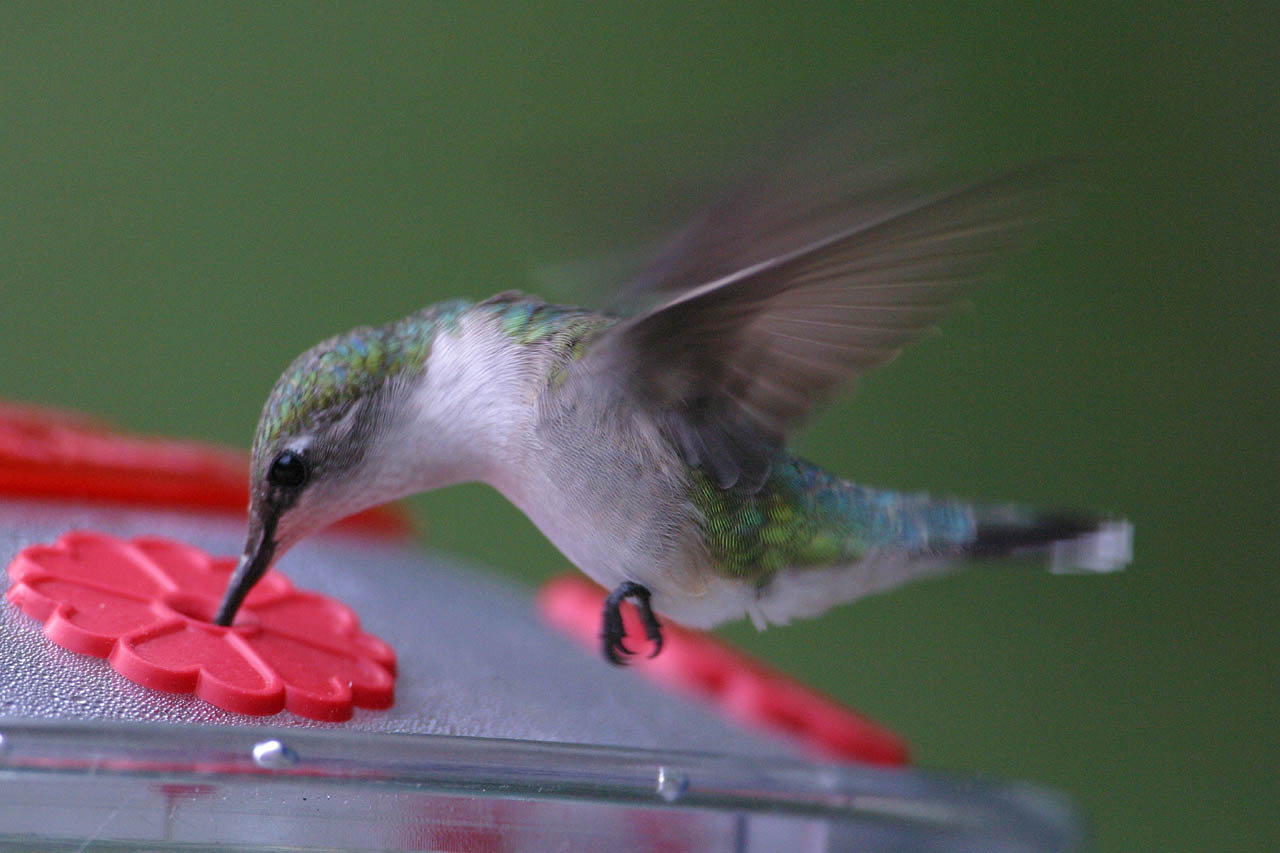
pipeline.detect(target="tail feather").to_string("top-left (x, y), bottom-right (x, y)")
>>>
top-left (670, 456), bottom-right (1133, 629)
top-left (1046, 520), bottom-right (1133, 574)
top-left (971, 511), bottom-right (1133, 574)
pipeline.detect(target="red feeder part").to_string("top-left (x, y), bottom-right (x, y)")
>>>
top-left (538, 575), bottom-right (909, 766)
top-left (6, 531), bottom-right (396, 722)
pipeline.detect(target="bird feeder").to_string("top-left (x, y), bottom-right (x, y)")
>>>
top-left (0, 401), bottom-right (1082, 850)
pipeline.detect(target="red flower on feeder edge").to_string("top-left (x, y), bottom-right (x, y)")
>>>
top-left (5, 531), bottom-right (396, 722)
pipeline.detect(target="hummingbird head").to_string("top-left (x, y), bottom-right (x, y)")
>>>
top-left (212, 295), bottom-right (544, 626)
top-left (213, 309), bottom-right (453, 626)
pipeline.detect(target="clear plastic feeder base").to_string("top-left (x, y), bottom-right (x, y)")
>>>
top-left (0, 719), bottom-right (1080, 852)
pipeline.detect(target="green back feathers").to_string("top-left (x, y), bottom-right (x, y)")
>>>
top-left (479, 290), bottom-right (615, 356)
top-left (690, 455), bottom-right (978, 583)
top-left (475, 291), bottom-right (617, 388)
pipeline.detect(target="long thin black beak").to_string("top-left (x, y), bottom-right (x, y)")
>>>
top-left (213, 517), bottom-right (278, 626)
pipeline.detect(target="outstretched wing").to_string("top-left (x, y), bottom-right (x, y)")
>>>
top-left (586, 163), bottom-right (1063, 491)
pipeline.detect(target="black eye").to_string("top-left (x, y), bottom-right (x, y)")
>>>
top-left (268, 451), bottom-right (309, 489)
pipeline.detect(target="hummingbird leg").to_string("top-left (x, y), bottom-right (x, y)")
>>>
top-left (601, 581), bottom-right (664, 666)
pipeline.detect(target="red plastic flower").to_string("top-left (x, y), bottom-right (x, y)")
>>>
top-left (5, 531), bottom-right (396, 722)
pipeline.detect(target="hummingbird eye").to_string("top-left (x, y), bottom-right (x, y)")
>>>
top-left (267, 451), bottom-right (309, 490)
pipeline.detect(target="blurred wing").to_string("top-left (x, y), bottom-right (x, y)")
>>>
top-left (590, 164), bottom-right (1062, 491)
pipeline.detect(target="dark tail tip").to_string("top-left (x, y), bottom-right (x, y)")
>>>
top-left (970, 511), bottom-right (1133, 574)
top-left (970, 512), bottom-right (1101, 556)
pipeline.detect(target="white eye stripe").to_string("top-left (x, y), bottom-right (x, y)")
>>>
top-left (286, 435), bottom-right (315, 455)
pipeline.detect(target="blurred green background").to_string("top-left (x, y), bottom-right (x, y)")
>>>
top-left (0, 3), bottom-right (1274, 849)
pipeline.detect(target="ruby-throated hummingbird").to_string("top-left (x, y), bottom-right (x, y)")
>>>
top-left (213, 115), bottom-right (1131, 664)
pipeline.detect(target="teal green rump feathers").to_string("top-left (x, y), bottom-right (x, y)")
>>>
top-left (689, 455), bottom-right (977, 583)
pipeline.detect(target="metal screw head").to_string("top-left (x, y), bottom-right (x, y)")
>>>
top-left (656, 766), bottom-right (689, 803)
top-left (251, 739), bottom-right (298, 769)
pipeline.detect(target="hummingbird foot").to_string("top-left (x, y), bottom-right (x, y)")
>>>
top-left (601, 581), bottom-right (664, 666)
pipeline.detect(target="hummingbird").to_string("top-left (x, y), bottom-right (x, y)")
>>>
top-left (212, 128), bottom-right (1131, 664)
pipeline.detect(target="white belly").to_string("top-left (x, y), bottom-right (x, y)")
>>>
top-left (495, 464), bottom-right (684, 594)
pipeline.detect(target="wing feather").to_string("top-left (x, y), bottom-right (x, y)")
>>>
top-left (583, 129), bottom-right (1065, 491)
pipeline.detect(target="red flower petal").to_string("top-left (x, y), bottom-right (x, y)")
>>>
top-left (5, 531), bottom-right (397, 721)
top-left (251, 592), bottom-right (397, 674)
top-left (128, 537), bottom-right (235, 601)
top-left (112, 621), bottom-right (287, 716)
top-left (345, 630), bottom-right (398, 677)
top-left (12, 531), bottom-right (170, 598)
top-left (15, 579), bottom-right (164, 657)
top-left (242, 632), bottom-right (395, 721)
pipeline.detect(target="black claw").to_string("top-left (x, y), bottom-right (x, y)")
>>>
top-left (601, 593), bottom-right (630, 664)
top-left (601, 581), bottom-right (664, 666)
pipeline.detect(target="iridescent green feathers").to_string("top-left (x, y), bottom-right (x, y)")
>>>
top-left (689, 454), bottom-right (978, 583)
top-left (478, 290), bottom-right (616, 357)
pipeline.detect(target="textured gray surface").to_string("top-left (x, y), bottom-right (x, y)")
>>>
top-left (0, 498), bottom-right (797, 757)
